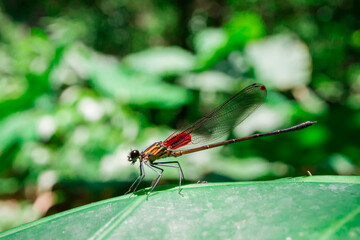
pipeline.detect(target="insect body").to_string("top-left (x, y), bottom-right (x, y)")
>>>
top-left (126, 83), bottom-right (315, 197)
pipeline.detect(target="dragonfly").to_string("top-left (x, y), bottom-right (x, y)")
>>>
top-left (126, 83), bottom-right (316, 197)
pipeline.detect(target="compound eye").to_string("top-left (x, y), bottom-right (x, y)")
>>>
top-left (130, 150), bottom-right (140, 159)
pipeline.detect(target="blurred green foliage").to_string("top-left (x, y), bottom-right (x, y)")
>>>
top-left (0, 0), bottom-right (359, 231)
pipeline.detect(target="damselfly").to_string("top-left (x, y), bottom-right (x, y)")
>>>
top-left (127, 83), bottom-right (316, 196)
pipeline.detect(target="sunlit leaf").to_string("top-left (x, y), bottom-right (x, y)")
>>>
top-left (193, 28), bottom-right (228, 69)
top-left (177, 71), bottom-right (234, 92)
top-left (89, 56), bottom-right (192, 108)
top-left (245, 35), bottom-right (312, 90)
top-left (123, 47), bottom-right (195, 77)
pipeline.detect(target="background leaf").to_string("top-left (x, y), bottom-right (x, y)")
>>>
top-left (123, 47), bottom-right (195, 77)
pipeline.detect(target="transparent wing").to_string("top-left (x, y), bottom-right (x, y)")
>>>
top-left (163, 83), bottom-right (267, 150)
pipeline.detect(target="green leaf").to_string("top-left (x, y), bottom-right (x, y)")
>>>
top-left (1, 176), bottom-right (359, 239)
top-left (193, 12), bottom-right (266, 70)
top-left (88, 57), bottom-right (192, 109)
top-left (245, 35), bottom-right (312, 90)
top-left (225, 12), bottom-right (266, 49)
top-left (123, 46), bottom-right (195, 77)
top-left (193, 28), bottom-right (228, 69)
top-left (0, 111), bottom-right (38, 153)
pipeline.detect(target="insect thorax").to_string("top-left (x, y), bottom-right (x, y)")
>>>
top-left (142, 141), bottom-right (172, 163)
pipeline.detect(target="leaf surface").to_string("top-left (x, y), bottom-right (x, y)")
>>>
top-left (1, 176), bottom-right (359, 240)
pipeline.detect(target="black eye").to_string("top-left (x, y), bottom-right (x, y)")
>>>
top-left (130, 150), bottom-right (140, 159)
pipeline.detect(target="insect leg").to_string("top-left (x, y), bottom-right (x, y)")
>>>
top-left (153, 161), bottom-right (184, 195)
top-left (126, 161), bottom-right (145, 196)
top-left (144, 161), bottom-right (163, 198)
